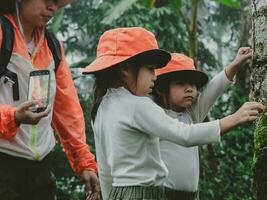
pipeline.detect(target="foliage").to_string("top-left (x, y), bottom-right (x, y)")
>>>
top-left (215, 0), bottom-right (240, 8)
top-left (200, 85), bottom-right (255, 199)
top-left (50, 0), bottom-right (257, 199)
top-left (252, 114), bottom-right (267, 199)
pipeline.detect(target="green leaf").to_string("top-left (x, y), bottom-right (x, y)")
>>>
top-left (169, 0), bottom-right (183, 10)
top-left (101, 0), bottom-right (139, 24)
top-left (140, 0), bottom-right (154, 8)
top-left (50, 9), bottom-right (65, 33)
top-left (215, 0), bottom-right (240, 9)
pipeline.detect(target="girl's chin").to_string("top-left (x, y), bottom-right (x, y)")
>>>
top-left (178, 103), bottom-right (193, 110)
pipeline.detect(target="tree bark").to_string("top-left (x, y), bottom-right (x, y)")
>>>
top-left (188, 0), bottom-right (199, 66)
top-left (234, 0), bottom-right (251, 111)
top-left (250, 0), bottom-right (267, 199)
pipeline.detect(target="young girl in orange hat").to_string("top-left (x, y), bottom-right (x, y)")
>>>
top-left (83, 28), bottom-right (264, 200)
top-left (153, 50), bottom-right (259, 200)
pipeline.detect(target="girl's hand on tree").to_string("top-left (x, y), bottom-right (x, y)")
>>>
top-left (232, 47), bottom-right (253, 67)
top-left (219, 102), bottom-right (264, 134)
top-left (232, 102), bottom-right (264, 125)
top-left (225, 47), bottom-right (253, 81)
top-left (14, 100), bottom-right (51, 126)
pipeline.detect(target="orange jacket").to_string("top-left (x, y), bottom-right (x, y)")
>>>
top-left (0, 15), bottom-right (97, 175)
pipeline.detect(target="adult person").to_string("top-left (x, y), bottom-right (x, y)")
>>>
top-left (0, 1), bottom-right (99, 199)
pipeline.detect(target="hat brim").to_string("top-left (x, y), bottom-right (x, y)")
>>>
top-left (157, 70), bottom-right (208, 88)
top-left (82, 49), bottom-right (171, 74)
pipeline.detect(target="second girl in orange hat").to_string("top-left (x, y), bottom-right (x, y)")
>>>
top-left (83, 28), bottom-right (264, 200)
top-left (153, 50), bottom-right (263, 200)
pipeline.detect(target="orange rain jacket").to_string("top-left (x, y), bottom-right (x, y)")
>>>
top-left (0, 14), bottom-right (97, 175)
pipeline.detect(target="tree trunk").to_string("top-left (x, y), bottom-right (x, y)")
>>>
top-left (188, 0), bottom-right (199, 66)
top-left (250, 0), bottom-right (267, 199)
top-left (233, 0), bottom-right (251, 111)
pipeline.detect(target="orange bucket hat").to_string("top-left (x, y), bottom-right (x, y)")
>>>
top-left (82, 27), bottom-right (171, 74)
top-left (155, 53), bottom-right (208, 88)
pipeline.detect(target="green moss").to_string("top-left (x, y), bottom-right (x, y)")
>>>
top-left (252, 114), bottom-right (267, 200)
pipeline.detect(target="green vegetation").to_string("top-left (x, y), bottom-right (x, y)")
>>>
top-left (49, 0), bottom-right (265, 199)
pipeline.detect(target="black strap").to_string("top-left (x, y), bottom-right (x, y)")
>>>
top-left (0, 15), bottom-right (14, 77)
top-left (0, 16), bottom-right (61, 101)
top-left (45, 28), bottom-right (62, 72)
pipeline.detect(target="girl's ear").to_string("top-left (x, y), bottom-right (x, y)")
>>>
top-left (121, 65), bottom-right (134, 79)
top-left (121, 67), bottom-right (130, 77)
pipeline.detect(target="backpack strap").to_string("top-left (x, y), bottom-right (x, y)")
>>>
top-left (45, 28), bottom-right (62, 73)
top-left (0, 15), bottom-right (14, 77)
top-left (0, 17), bottom-right (61, 101)
top-left (0, 16), bottom-right (62, 74)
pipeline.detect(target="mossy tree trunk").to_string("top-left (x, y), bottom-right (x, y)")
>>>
top-left (250, 0), bottom-right (267, 199)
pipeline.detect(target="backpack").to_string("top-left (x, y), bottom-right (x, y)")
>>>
top-left (0, 15), bottom-right (62, 101)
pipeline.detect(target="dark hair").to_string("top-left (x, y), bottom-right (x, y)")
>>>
top-left (91, 61), bottom-right (140, 122)
top-left (152, 79), bottom-right (170, 109)
top-left (0, 1), bottom-right (16, 14)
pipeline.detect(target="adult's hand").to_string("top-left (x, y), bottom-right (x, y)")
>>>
top-left (14, 100), bottom-right (51, 126)
top-left (80, 170), bottom-right (100, 200)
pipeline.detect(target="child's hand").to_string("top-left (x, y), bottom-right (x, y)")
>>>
top-left (14, 100), bottom-right (51, 126)
top-left (225, 47), bottom-right (252, 80)
top-left (232, 102), bottom-right (264, 125)
top-left (232, 47), bottom-right (253, 67)
top-left (219, 102), bottom-right (264, 134)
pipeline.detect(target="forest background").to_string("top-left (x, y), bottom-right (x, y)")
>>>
top-left (49, 0), bottom-right (260, 199)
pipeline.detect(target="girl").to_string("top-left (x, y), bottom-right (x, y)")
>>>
top-left (82, 27), bottom-right (264, 200)
top-left (0, 1), bottom-right (98, 199)
top-left (153, 51), bottom-right (255, 200)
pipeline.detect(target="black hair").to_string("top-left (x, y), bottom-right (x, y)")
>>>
top-left (91, 60), bottom-right (141, 122)
top-left (0, 1), bottom-right (16, 14)
top-left (152, 79), bottom-right (171, 109)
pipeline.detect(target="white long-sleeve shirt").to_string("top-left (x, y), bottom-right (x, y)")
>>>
top-left (93, 87), bottom-right (221, 200)
top-left (160, 70), bottom-right (231, 192)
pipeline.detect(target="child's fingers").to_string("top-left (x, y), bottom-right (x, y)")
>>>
top-left (239, 47), bottom-right (252, 55)
top-left (247, 109), bottom-right (260, 116)
top-left (248, 115), bottom-right (258, 122)
top-left (244, 51), bottom-right (253, 59)
top-left (246, 102), bottom-right (265, 112)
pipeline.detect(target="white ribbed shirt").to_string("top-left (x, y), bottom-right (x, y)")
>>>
top-left (160, 70), bottom-right (231, 192)
top-left (93, 86), bottom-right (222, 200)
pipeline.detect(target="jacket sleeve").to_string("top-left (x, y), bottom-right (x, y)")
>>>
top-left (0, 105), bottom-right (20, 139)
top-left (52, 45), bottom-right (97, 175)
top-left (0, 23), bottom-right (20, 139)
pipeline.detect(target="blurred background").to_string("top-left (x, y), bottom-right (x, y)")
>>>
top-left (49, 0), bottom-right (258, 199)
